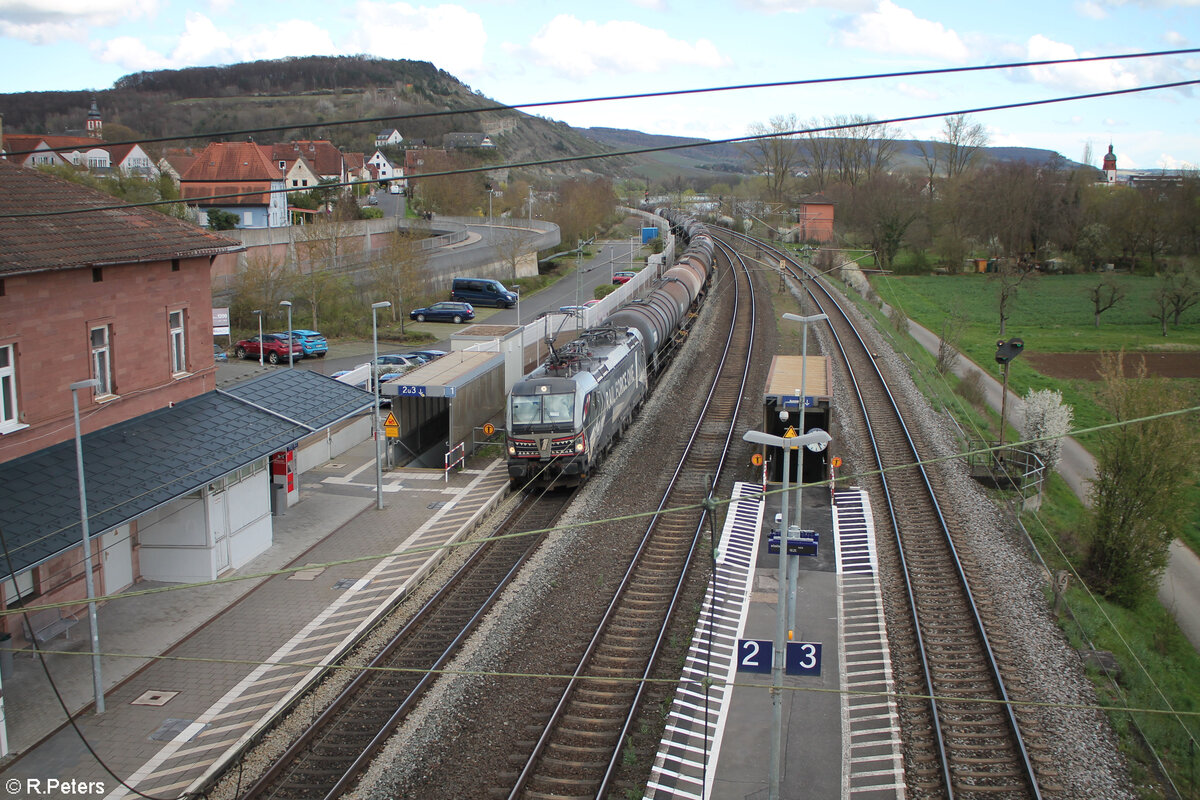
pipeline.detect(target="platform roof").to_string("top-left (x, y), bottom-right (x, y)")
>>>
top-left (764, 355), bottom-right (832, 408)
top-left (0, 370), bottom-right (372, 581)
top-left (380, 351), bottom-right (503, 398)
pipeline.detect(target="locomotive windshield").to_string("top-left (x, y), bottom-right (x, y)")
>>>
top-left (511, 392), bottom-right (575, 426)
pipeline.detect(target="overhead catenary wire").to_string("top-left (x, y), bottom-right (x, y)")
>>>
top-left (3, 47), bottom-right (1197, 161)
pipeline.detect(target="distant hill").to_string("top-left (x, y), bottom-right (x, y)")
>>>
top-left (578, 127), bottom-right (1082, 178)
top-left (1, 56), bottom-right (1082, 185)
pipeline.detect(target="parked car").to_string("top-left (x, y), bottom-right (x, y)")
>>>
top-left (233, 334), bottom-right (303, 365)
top-left (405, 349), bottom-right (448, 363)
top-left (451, 277), bottom-right (517, 308)
top-left (286, 329), bottom-right (328, 358)
top-left (410, 301), bottom-right (475, 323)
top-left (367, 194), bottom-right (379, 206)
top-left (213, 343), bottom-right (228, 363)
top-left (559, 305), bottom-right (587, 316)
top-left (376, 353), bottom-right (423, 370)
top-left (613, 271), bottom-right (637, 285)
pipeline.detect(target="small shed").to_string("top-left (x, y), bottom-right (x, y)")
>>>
top-left (381, 350), bottom-right (505, 467)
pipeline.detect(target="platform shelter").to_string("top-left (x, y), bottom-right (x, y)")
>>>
top-left (761, 355), bottom-right (834, 484)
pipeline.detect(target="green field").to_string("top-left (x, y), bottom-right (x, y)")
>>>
top-left (862, 271), bottom-right (1200, 796)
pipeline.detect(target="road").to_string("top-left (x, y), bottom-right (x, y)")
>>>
top-left (904, 317), bottom-right (1200, 653)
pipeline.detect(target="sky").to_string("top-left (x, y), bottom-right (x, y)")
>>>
top-left (0, 0), bottom-right (1197, 171)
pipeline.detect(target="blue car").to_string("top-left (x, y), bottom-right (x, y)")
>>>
top-left (285, 329), bottom-right (328, 358)
top-left (409, 302), bottom-right (474, 323)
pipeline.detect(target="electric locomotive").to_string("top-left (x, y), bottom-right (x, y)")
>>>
top-left (506, 326), bottom-right (648, 489)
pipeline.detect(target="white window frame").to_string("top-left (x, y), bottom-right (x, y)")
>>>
top-left (2, 569), bottom-right (34, 604)
top-left (91, 324), bottom-right (113, 396)
top-left (0, 343), bottom-right (21, 432)
top-left (169, 309), bottom-right (186, 374)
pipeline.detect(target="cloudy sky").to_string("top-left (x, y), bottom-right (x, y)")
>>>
top-left (1, 0), bottom-right (1197, 170)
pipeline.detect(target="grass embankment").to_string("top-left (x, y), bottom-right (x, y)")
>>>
top-left (859, 270), bottom-right (1200, 797)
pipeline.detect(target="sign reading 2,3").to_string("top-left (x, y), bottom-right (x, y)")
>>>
top-left (397, 385), bottom-right (426, 397)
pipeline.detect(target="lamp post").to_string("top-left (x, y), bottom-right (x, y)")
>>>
top-left (251, 310), bottom-right (263, 366)
top-left (781, 312), bottom-right (828, 634)
top-left (70, 378), bottom-right (105, 715)
top-left (279, 300), bottom-right (293, 368)
top-left (743, 427), bottom-right (832, 800)
top-left (515, 287), bottom-right (521, 326)
top-left (371, 301), bottom-right (391, 510)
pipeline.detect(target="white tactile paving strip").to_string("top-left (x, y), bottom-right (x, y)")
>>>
top-left (834, 488), bottom-right (906, 799)
top-left (643, 482), bottom-right (763, 800)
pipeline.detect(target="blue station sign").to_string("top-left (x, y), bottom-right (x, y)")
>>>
top-left (767, 529), bottom-right (819, 557)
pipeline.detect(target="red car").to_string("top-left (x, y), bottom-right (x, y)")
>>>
top-left (234, 334), bottom-right (304, 365)
top-left (613, 271), bottom-right (637, 285)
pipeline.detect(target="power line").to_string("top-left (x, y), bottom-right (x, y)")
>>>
top-left (3, 76), bottom-right (1198, 221)
top-left (4, 47), bottom-right (1196, 159)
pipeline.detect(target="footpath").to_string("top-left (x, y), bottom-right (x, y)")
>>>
top-left (904, 318), bottom-right (1200, 653)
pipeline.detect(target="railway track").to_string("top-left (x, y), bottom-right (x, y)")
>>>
top-left (231, 489), bottom-right (575, 800)
top-left (494, 239), bottom-right (758, 799)
top-left (726, 231), bottom-right (1045, 799)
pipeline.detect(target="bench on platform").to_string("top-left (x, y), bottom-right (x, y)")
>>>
top-left (20, 607), bottom-right (81, 645)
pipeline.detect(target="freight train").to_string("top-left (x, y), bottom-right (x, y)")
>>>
top-left (505, 210), bottom-right (716, 489)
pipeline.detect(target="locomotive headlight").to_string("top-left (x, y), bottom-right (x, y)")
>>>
top-left (507, 445), bottom-right (516, 456)
top-left (575, 435), bottom-right (586, 453)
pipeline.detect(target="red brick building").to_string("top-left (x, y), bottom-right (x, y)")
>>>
top-left (0, 159), bottom-right (242, 461)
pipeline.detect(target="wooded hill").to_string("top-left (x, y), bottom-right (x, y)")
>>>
top-left (0, 56), bottom-right (625, 180)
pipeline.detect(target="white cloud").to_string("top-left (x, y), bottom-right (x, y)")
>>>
top-left (834, 1), bottom-right (969, 62)
top-left (1164, 30), bottom-right (1188, 45)
top-left (93, 34), bottom-right (172, 70)
top-left (1016, 35), bottom-right (1144, 92)
top-left (739, 0), bottom-right (874, 12)
top-left (348, 2), bottom-right (486, 77)
top-left (95, 13), bottom-right (341, 72)
top-left (1157, 154), bottom-right (1196, 169)
top-left (1075, 1), bottom-right (1108, 18)
top-left (522, 14), bottom-right (729, 79)
top-left (0, 0), bottom-right (158, 43)
top-left (895, 81), bottom-right (938, 100)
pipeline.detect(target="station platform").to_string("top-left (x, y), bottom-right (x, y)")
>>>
top-left (644, 481), bottom-right (905, 800)
top-left (0, 438), bottom-right (509, 799)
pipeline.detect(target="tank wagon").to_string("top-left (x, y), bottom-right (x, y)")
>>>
top-left (506, 210), bottom-right (715, 488)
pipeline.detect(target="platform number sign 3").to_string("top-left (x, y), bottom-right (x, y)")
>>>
top-left (785, 642), bottom-right (822, 676)
top-left (737, 639), bottom-right (773, 673)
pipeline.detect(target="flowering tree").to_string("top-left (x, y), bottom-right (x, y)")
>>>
top-left (1020, 388), bottom-right (1073, 474)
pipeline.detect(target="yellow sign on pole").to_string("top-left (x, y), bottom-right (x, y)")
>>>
top-left (482, 422), bottom-right (495, 436)
top-left (384, 411), bottom-right (399, 439)
top-left (783, 426), bottom-right (798, 438)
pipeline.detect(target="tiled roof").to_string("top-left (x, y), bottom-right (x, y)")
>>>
top-left (271, 140), bottom-right (345, 179)
top-left (0, 159), bottom-right (242, 276)
top-left (181, 141), bottom-right (285, 182)
top-left (0, 370), bottom-right (373, 581)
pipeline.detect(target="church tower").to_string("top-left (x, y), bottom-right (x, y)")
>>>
top-left (1102, 144), bottom-right (1117, 185)
top-left (86, 98), bottom-right (102, 139)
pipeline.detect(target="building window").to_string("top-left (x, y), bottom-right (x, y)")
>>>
top-left (92, 267), bottom-right (103, 282)
top-left (279, 161), bottom-right (286, 170)
top-left (169, 310), bottom-right (186, 374)
top-left (171, 259), bottom-right (180, 272)
top-left (91, 325), bottom-right (113, 395)
top-left (0, 344), bottom-right (18, 430)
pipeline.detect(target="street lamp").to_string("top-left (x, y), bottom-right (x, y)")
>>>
top-left (70, 378), bottom-right (105, 715)
top-left (279, 300), bottom-right (293, 368)
top-left (371, 301), bottom-right (391, 510)
top-left (781, 312), bottom-right (828, 634)
top-left (742, 427), bottom-right (831, 800)
top-left (251, 310), bottom-right (264, 366)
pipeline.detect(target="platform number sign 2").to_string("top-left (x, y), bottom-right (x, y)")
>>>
top-left (737, 639), bottom-right (773, 673)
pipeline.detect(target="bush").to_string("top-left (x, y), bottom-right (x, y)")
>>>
top-left (956, 371), bottom-right (987, 408)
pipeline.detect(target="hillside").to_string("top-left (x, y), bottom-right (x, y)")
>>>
top-left (0, 56), bottom-right (625, 181)
top-left (579, 127), bottom-right (1082, 177)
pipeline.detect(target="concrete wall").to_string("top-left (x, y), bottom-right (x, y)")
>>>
top-left (295, 415), bottom-right (371, 473)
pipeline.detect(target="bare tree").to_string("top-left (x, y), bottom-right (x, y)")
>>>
top-left (1162, 266), bottom-right (1200, 326)
top-left (741, 114), bottom-right (801, 203)
top-left (1149, 286), bottom-right (1171, 336)
top-left (231, 251), bottom-right (290, 325)
top-left (370, 228), bottom-right (432, 330)
top-left (1088, 278), bottom-right (1125, 327)
top-left (939, 114), bottom-right (989, 178)
top-left (798, 117), bottom-right (836, 192)
top-left (494, 226), bottom-right (537, 283)
top-left (937, 311), bottom-right (967, 375)
top-left (990, 262), bottom-right (1037, 336)
top-left (294, 212), bottom-right (353, 330)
